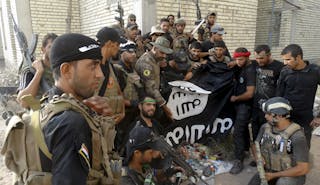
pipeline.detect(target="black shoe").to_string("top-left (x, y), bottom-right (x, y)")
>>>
top-left (230, 160), bottom-right (243, 174)
top-left (249, 160), bottom-right (257, 167)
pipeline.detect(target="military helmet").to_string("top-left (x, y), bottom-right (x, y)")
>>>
top-left (174, 18), bottom-right (186, 25)
top-left (262, 97), bottom-right (292, 116)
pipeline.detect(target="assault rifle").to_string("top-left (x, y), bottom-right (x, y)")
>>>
top-left (194, 0), bottom-right (202, 25)
top-left (115, 0), bottom-right (124, 28)
top-left (191, 0), bottom-right (206, 35)
top-left (155, 135), bottom-right (209, 185)
top-left (177, 0), bottom-right (181, 18)
top-left (254, 141), bottom-right (268, 185)
top-left (10, 13), bottom-right (50, 92)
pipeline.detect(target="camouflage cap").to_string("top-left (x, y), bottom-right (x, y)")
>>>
top-left (128, 14), bottom-right (136, 19)
top-left (150, 36), bottom-right (173, 54)
top-left (174, 18), bottom-right (186, 25)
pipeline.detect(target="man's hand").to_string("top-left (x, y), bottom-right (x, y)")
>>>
top-left (227, 61), bottom-right (237, 68)
top-left (32, 60), bottom-right (45, 74)
top-left (83, 96), bottom-right (113, 116)
top-left (162, 105), bottom-right (173, 122)
top-left (311, 117), bottom-right (320, 127)
top-left (265, 172), bottom-right (276, 181)
top-left (230, 95), bottom-right (237, 102)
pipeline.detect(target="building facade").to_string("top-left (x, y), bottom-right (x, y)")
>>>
top-left (0, 0), bottom-right (319, 73)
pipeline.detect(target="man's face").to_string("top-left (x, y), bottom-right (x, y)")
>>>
top-left (42, 39), bottom-right (54, 61)
top-left (214, 47), bottom-right (225, 58)
top-left (154, 47), bottom-right (167, 61)
top-left (70, 59), bottom-right (103, 99)
top-left (235, 56), bottom-right (248, 67)
top-left (189, 48), bottom-right (201, 60)
top-left (160, 22), bottom-right (170, 33)
top-left (212, 33), bottom-right (223, 42)
top-left (138, 149), bottom-right (154, 164)
top-left (282, 53), bottom-right (299, 70)
top-left (102, 41), bottom-right (120, 59)
top-left (122, 50), bottom-right (137, 63)
top-left (255, 51), bottom-right (271, 67)
top-left (168, 16), bottom-right (174, 25)
top-left (127, 28), bottom-right (138, 41)
top-left (175, 24), bottom-right (185, 34)
top-left (207, 15), bottom-right (216, 25)
top-left (139, 99), bottom-right (156, 118)
top-left (128, 18), bottom-right (136, 24)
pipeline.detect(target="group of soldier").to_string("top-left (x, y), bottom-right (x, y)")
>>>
top-left (10, 10), bottom-right (320, 185)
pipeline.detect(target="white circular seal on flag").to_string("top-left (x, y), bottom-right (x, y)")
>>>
top-left (240, 77), bottom-right (244, 83)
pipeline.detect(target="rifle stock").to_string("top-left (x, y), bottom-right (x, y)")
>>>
top-left (254, 141), bottom-right (268, 185)
top-left (155, 136), bottom-right (209, 185)
top-left (10, 13), bottom-right (50, 92)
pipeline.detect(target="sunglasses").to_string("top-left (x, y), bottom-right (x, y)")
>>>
top-left (130, 19), bottom-right (136, 21)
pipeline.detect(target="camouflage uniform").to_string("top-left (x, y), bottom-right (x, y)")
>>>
top-left (135, 51), bottom-right (165, 105)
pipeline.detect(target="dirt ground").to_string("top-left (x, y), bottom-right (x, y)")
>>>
top-left (0, 104), bottom-right (319, 185)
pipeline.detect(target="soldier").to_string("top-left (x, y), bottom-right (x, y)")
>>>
top-left (159, 18), bottom-right (174, 47)
top-left (277, 44), bottom-right (320, 146)
top-left (201, 24), bottom-right (231, 60)
top-left (96, 27), bottom-right (127, 124)
top-left (229, 48), bottom-right (256, 174)
top-left (145, 25), bottom-right (165, 51)
top-left (172, 18), bottom-right (196, 52)
top-left (160, 50), bottom-right (193, 100)
top-left (17, 33), bottom-right (58, 108)
top-left (121, 125), bottom-right (182, 185)
top-left (42, 33), bottom-right (118, 184)
top-left (252, 45), bottom-right (284, 140)
top-left (208, 40), bottom-right (231, 64)
top-left (248, 97), bottom-right (309, 185)
top-left (167, 14), bottom-right (175, 34)
top-left (134, 95), bottom-right (164, 135)
top-left (198, 11), bottom-right (217, 41)
top-left (113, 41), bottom-right (144, 155)
top-left (127, 13), bottom-right (141, 35)
top-left (135, 36), bottom-right (174, 121)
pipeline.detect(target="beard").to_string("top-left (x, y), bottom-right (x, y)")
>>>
top-left (141, 109), bottom-right (155, 119)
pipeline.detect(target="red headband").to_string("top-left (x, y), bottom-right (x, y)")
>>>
top-left (233, 51), bottom-right (251, 58)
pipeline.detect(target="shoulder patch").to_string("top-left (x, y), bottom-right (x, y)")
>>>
top-left (78, 143), bottom-right (91, 168)
top-left (143, 69), bottom-right (151, 77)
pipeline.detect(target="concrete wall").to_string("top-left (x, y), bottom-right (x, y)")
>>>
top-left (255, 0), bottom-right (320, 61)
top-left (29, 0), bottom-right (81, 58)
top-left (156, 0), bottom-right (258, 57)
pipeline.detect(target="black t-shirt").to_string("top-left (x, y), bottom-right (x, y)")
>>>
top-left (234, 63), bottom-right (256, 98)
top-left (253, 60), bottom-right (284, 108)
top-left (277, 63), bottom-right (320, 121)
top-left (42, 87), bottom-right (92, 185)
top-left (135, 116), bottom-right (164, 136)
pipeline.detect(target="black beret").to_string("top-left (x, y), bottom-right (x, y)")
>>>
top-left (50, 33), bottom-right (102, 69)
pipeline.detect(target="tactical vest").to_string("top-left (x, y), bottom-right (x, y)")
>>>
top-left (260, 123), bottom-right (301, 172)
top-left (172, 33), bottom-right (189, 51)
top-left (98, 63), bottom-right (125, 118)
top-left (1, 94), bottom-right (120, 185)
top-left (113, 64), bottom-right (142, 102)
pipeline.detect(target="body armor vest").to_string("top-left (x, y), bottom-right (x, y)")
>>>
top-left (98, 63), bottom-right (125, 118)
top-left (260, 123), bottom-right (301, 172)
top-left (172, 33), bottom-right (189, 51)
top-left (1, 94), bottom-right (120, 185)
top-left (114, 64), bottom-right (142, 102)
